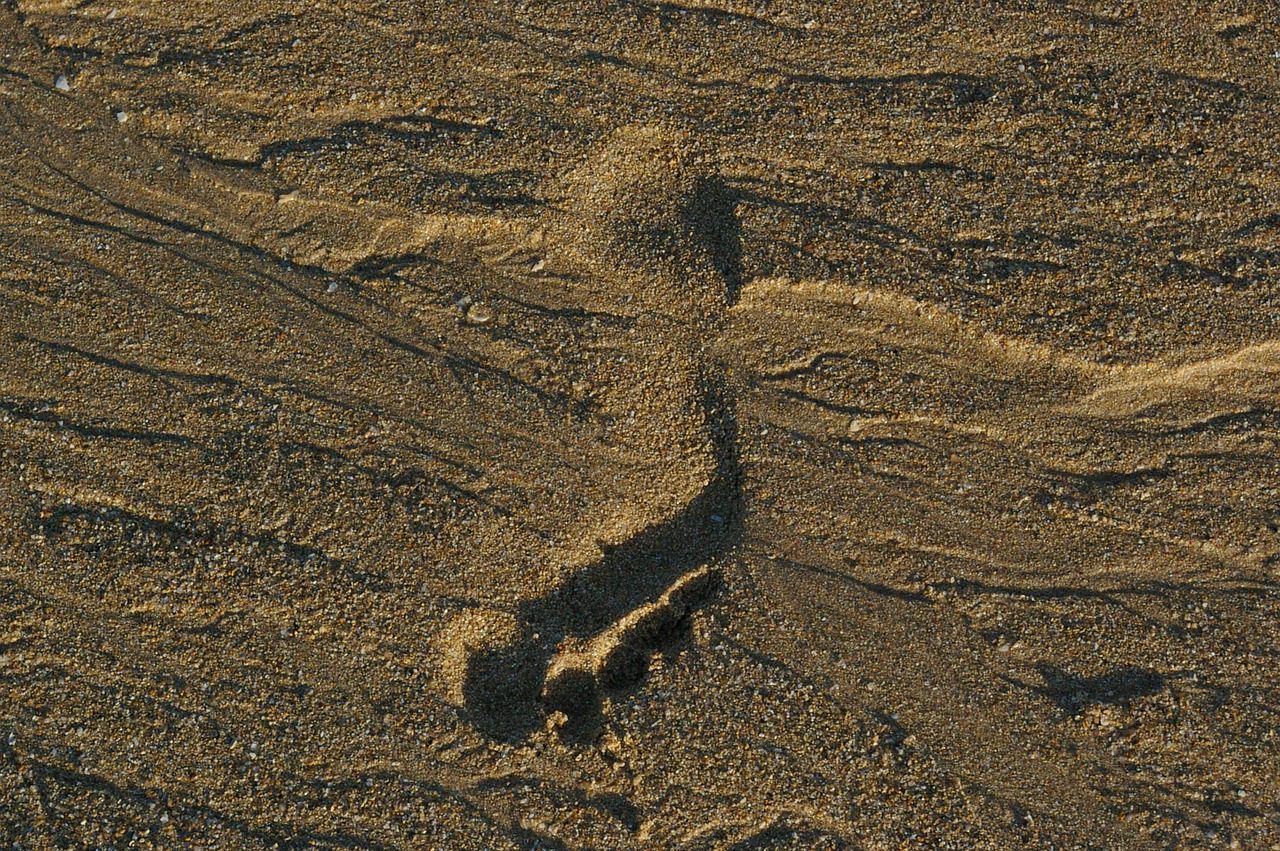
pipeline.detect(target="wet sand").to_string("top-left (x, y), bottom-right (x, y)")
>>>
top-left (2, 2), bottom-right (1280, 848)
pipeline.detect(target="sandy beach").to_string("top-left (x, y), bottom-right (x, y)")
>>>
top-left (2, 2), bottom-right (1279, 847)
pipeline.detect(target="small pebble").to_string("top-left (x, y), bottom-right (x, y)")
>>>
top-left (114, 110), bottom-right (129, 123)
top-left (327, 281), bottom-right (339, 293)
top-left (55, 75), bottom-right (70, 92)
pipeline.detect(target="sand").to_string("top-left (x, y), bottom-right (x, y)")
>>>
top-left (2, 1), bottom-right (1279, 848)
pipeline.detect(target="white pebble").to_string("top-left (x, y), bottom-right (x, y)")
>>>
top-left (326, 281), bottom-right (339, 293)
top-left (55, 75), bottom-right (70, 92)
top-left (114, 110), bottom-right (129, 123)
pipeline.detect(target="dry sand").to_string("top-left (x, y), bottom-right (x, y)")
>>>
top-left (2, 1), bottom-right (1280, 848)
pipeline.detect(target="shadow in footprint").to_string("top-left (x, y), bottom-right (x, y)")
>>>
top-left (541, 663), bottom-right (606, 742)
top-left (1036, 663), bottom-right (1166, 715)
top-left (462, 380), bottom-right (742, 740)
top-left (686, 176), bottom-right (745, 306)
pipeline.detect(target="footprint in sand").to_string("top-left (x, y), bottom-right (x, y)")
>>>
top-left (430, 125), bottom-right (749, 740)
